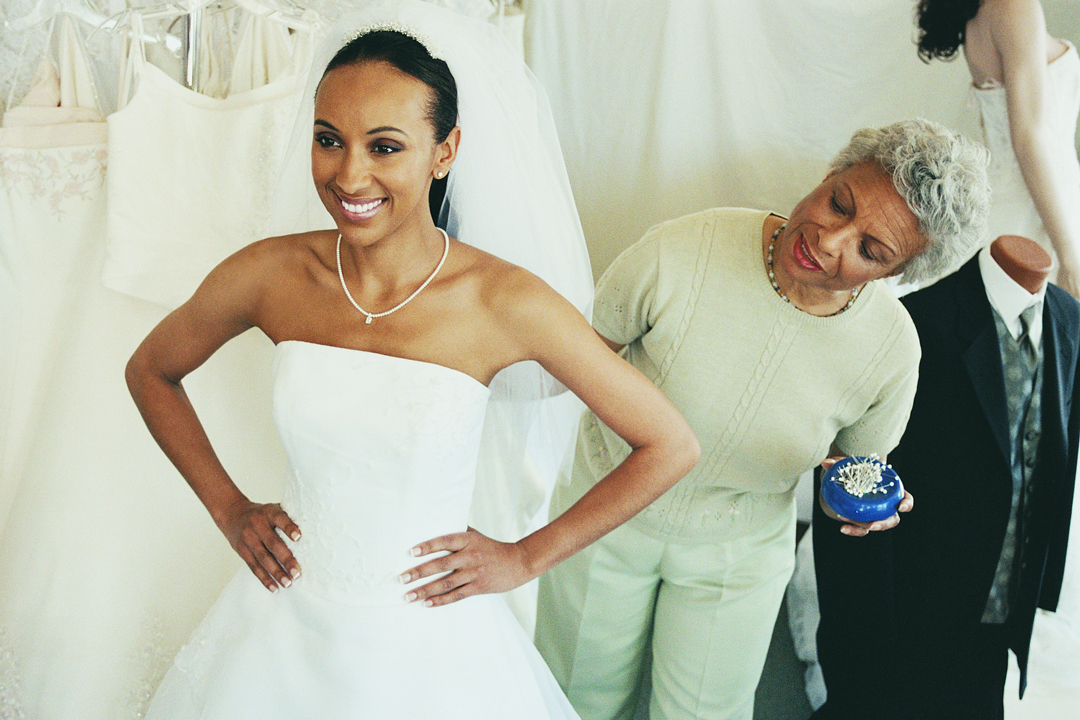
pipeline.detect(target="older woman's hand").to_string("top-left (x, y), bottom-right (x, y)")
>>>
top-left (818, 456), bottom-right (914, 537)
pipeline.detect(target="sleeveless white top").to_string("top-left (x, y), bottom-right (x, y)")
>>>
top-left (102, 13), bottom-right (312, 308)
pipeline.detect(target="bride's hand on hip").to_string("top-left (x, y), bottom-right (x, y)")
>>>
top-left (401, 529), bottom-right (531, 607)
top-left (218, 499), bottom-right (302, 593)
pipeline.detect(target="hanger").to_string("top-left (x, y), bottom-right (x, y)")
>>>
top-left (3, 8), bottom-right (106, 114)
top-left (3, 0), bottom-right (109, 33)
top-left (233, 0), bottom-right (318, 33)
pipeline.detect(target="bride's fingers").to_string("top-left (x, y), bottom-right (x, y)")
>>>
top-left (238, 507), bottom-right (301, 591)
top-left (409, 532), bottom-right (470, 559)
top-left (400, 545), bottom-right (466, 584)
top-left (401, 531), bottom-right (530, 606)
top-left (405, 568), bottom-right (480, 606)
top-left (250, 532), bottom-right (294, 590)
top-left (400, 532), bottom-right (473, 583)
top-left (271, 506), bottom-right (302, 543)
top-left (236, 540), bottom-right (284, 592)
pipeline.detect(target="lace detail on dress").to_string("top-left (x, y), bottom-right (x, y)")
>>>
top-left (0, 627), bottom-right (27, 720)
top-left (172, 606), bottom-right (218, 695)
top-left (273, 344), bottom-right (490, 605)
top-left (0, 146), bottom-right (106, 219)
top-left (124, 619), bottom-right (175, 720)
top-left (248, 96), bottom-right (293, 243)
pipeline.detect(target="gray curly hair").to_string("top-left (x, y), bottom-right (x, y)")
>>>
top-left (829, 118), bottom-right (990, 284)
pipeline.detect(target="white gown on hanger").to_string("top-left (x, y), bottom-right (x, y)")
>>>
top-left (0, 13), bottom-right (293, 720)
top-left (102, 11), bottom-right (312, 309)
top-left (0, 17), bottom-right (107, 536)
top-left (144, 342), bottom-right (580, 719)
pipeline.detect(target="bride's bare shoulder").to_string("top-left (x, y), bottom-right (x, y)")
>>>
top-left (206, 230), bottom-right (337, 287)
top-left (450, 241), bottom-right (558, 308)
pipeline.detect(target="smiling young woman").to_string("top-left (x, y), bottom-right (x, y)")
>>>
top-left (124, 3), bottom-right (699, 718)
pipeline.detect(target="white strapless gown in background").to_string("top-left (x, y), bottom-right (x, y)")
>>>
top-left (145, 341), bottom-right (579, 719)
top-left (973, 40), bottom-right (1080, 276)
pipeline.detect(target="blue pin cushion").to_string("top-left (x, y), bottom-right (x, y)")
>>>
top-left (821, 456), bottom-right (904, 523)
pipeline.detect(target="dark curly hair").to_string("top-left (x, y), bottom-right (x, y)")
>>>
top-left (915, 0), bottom-right (982, 62)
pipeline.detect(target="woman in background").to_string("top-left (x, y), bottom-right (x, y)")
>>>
top-left (917, 0), bottom-right (1080, 297)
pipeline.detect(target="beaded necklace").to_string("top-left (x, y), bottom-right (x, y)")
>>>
top-left (767, 222), bottom-right (860, 316)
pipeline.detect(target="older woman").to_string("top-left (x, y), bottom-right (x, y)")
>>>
top-left (535, 119), bottom-right (990, 720)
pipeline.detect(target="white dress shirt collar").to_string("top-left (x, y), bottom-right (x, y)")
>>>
top-left (978, 246), bottom-right (1046, 347)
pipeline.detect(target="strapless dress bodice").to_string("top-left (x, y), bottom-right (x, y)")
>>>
top-left (973, 41), bottom-right (1080, 187)
top-left (272, 340), bottom-right (491, 605)
top-left (145, 339), bottom-right (579, 719)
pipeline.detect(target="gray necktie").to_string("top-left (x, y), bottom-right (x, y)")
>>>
top-left (1019, 304), bottom-right (1039, 364)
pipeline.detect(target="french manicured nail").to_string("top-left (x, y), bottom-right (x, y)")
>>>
top-left (410, 547), bottom-right (421, 556)
top-left (405, 592), bottom-right (417, 602)
top-left (290, 567), bottom-right (301, 579)
top-left (281, 577), bottom-right (292, 588)
top-left (290, 531), bottom-right (301, 541)
top-left (399, 572), bottom-right (411, 584)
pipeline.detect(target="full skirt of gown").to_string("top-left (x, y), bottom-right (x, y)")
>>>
top-left (144, 341), bottom-right (579, 719)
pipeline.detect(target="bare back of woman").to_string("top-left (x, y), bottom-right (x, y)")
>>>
top-left (963, 0), bottom-right (1068, 87)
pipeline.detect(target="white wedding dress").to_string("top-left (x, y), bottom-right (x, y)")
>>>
top-left (145, 341), bottom-right (579, 719)
top-left (973, 39), bottom-right (1080, 279)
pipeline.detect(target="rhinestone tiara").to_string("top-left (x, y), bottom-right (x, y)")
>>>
top-left (344, 21), bottom-right (442, 60)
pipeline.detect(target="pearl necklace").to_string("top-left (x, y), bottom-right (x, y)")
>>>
top-left (336, 228), bottom-right (449, 324)
top-left (767, 222), bottom-right (860, 316)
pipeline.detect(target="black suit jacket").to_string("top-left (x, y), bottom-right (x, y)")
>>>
top-left (813, 258), bottom-right (1080, 716)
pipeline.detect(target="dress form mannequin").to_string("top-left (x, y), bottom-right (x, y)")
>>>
top-left (991, 234), bottom-right (1053, 294)
top-left (812, 231), bottom-right (1080, 720)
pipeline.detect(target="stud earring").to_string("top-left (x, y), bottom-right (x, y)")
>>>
top-left (435, 170), bottom-right (446, 179)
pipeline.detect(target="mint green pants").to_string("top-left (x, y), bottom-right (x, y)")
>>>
top-left (535, 498), bottom-right (795, 720)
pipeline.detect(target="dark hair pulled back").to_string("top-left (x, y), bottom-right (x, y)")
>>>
top-left (915, 0), bottom-right (982, 62)
top-left (322, 30), bottom-right (458, 143)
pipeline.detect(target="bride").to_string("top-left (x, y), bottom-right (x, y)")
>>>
top-left (125, 1), bottom-right (698, 717)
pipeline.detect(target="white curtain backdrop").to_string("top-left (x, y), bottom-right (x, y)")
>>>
top-left (524, 0), bottom-right (1079, 279)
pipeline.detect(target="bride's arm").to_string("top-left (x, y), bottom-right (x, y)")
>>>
top-left (125, 241), bottom-right (302, 593)
top-left (991, 0), bottom-right (1080, 296)
top-left (402, 271), bottom-right (699, 606)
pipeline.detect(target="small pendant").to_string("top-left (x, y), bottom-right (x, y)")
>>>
top-left (365, 315), bottom-right (373, 324)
